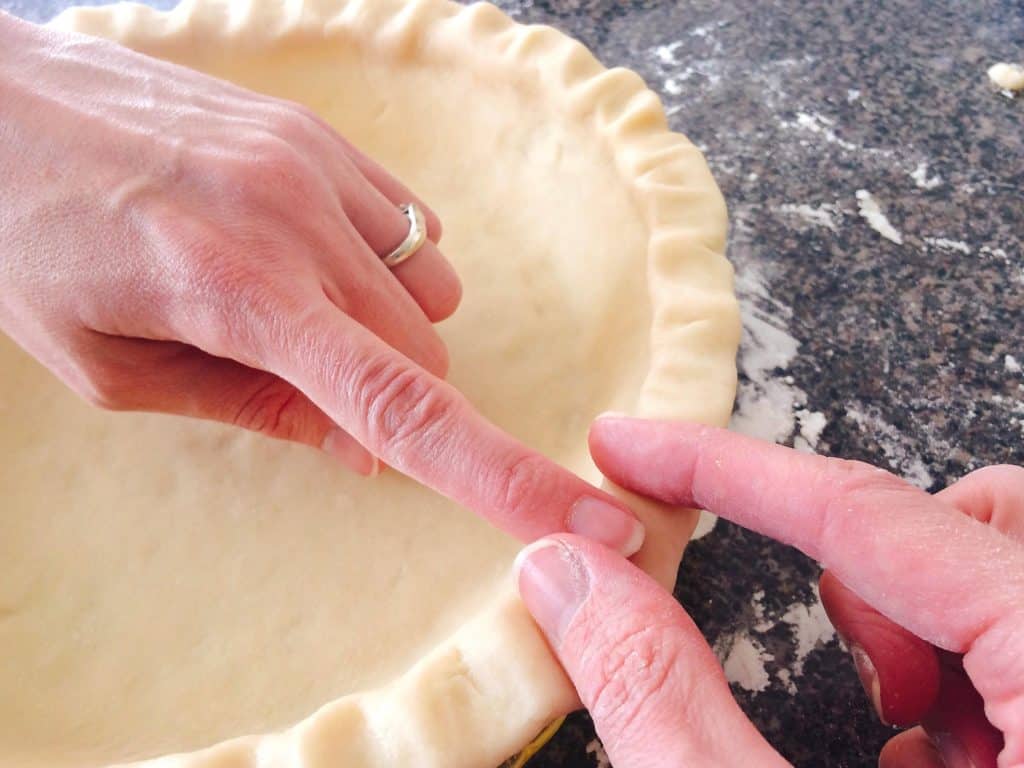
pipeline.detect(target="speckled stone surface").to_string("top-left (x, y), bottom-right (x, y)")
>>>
top-left (4, 0), bottom-right (1022, 766)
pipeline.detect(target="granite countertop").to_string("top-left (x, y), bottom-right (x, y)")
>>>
top-left (4, 0), bottom-right (1022, 765)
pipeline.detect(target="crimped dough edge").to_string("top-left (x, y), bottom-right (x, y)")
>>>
top-left (47, 1), bottom-right (740, 766)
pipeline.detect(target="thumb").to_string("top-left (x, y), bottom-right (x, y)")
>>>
top-left (819, 569), bottom-right (941, 727)
top-left (515, 534), bottom-right (786, 768)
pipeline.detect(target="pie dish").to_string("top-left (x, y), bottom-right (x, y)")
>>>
top-left (1, 1), bottom-right (739, 766)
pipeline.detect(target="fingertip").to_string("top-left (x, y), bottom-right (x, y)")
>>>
top-left (512, 537), bottom-right (562, 582)
top-left (588, 410), bottom-right (634, 440)
top-left (411, 252), bottom-right (462, 322)
top-left (587, 413), bottom-right (633, 474)
top-left (424, 208), bottom-right (443, 243)
top-left (879, 728), bottom-right (946, 768)
top-left (321, 427), bottom-right (379, 476)
top-left (820, 571), bottom-right (941, 727)
top-left (401, 324), bottom-right (449, 380)
top-left (430, 266), bottom-right (462, 321)
top-left (593, 410), bottom-right (632, 423)
top-left (568, 496), bottom-right (646, 557)
top-left (588, 417), bottom-right (711, 508)
top-left (514, 536), bottom-right (590, 650)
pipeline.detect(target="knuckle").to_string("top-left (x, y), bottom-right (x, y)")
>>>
top-left (77, 361), bottom-right (132, 411)
top-left (266, 103), bottom-right (324, 143)
top-left (351, 354), bottom-right (453, 452)
top-left (964, 464), bottom-right (1024, 491)
top-left (491, 452), bottom-right (558, 520)
top-left (584, 623), bottom-right (683, 739)
top-left (254, 139), bottom-right (308, 190)
top-left (175, 239), bottom-right (261, 351)
top-left (817, 457), bottom-right (915, 545)
top-left (821, 456), bottom-right (897, 492)
top-left (232, 376), bottom-right (302, 438)
top-left (227, 130), bottom-right (319, 208)
top-left (157, 213), bottom-right (248, 298)
top-left (167, 223), bottom-right (311, 362)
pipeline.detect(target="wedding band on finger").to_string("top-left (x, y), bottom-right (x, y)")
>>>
top-left (380, 203), bottom-right (427, 268)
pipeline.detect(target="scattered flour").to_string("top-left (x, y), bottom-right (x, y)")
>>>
top-left (720, 632), bottom-right (773, 693)
top-left (855, 189), bottom-right (904, 245)
top-left (790, 111), bottom-right (858, 151)
top-left (776, 668), bottom-right (795, 694)
top-left (717, 587), bottom-right (837, 697)
top-left (729, 264), bottom-right (827, 451)
top-left (910, 161), bottom-right (943, 190)
top-left (780, 585), bottom-right (836, 676)
top-left (845, 405), bottom-right (935, 488)
top-left (649, 37), bottom-right (725, 100)
top-left (689, 20), bottom-right (727, 38)
top-left (663, 77), bottom-right (684, 96)
top-left (585, 738), bottom-right (611, 768)
top-left (980, 245), bottom-right (1010, 262)
top-left (778, 202), bottom-right (841, 231)
top-left (795, 408), bottom-right (828, 453)
top-left (732, 312), bottom-right (801, 441)
top-left (924, 236), bottom-right (972, 255)
top-left (1007, 355), bottom-right (1022, 374)
top-left (654, 41), bottom-right (683, 66)
top-left (750, 590), bottom-right (773, 632)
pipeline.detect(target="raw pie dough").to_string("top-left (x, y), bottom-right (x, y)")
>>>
top-left (2, 1), bottom-right (739, 766)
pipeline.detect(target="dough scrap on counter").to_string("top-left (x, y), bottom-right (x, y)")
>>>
top-left (987, 62), bottom-right (1024, 92)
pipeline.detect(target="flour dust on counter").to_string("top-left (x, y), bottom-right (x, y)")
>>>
top-left (923, 236), bottom-right (973, 255)
top-left (583, 740), bottom-right (610, 768)
top-left (910, 161), bottom-right (944, 190)
top-left (777, 202), bottom-right (842, 232)
top-left (714, 584), bottom-right (837, 697)
top-left (729, 216), bottom-right (828, 455)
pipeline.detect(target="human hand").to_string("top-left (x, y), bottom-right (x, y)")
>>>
top-left (515, 417), bottom-right (1023, 767)
top-left (0, 15), bottom-right (643, 553)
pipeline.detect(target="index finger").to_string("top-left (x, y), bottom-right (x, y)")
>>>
top-left (260, 301), bottom-right (645, 555)
top-left (588, 417), bottom-right (1024, 655)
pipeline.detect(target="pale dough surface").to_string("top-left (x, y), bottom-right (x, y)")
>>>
top-left (4, 1), bottom-right (741, 766)
top-left (0, 52), bottom-right (650, 767)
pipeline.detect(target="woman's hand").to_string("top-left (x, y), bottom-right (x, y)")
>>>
top-left (516, 417), bottom-right (1024, 767)
top-left (0, 14), bottom-right (644, 554)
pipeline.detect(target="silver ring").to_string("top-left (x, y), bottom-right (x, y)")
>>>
top-left (381, 203), bottom-right (427, 268)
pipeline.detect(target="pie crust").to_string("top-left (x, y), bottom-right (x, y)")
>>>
top-left (3, 1), bottom-right (739, 766)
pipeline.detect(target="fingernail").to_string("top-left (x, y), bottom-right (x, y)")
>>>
top-left (569, 497), bottom-right (645, 557)
top-left (850, 644), bottom-right (887, 725)
top-left (321, 428), bottom-right (379, 477)
top-left (514, 539), bottom-right (591, 648)
top-left (930, 732), bottom-right (977, 768)
top-left (596, 411), bottom-right (631, 421)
